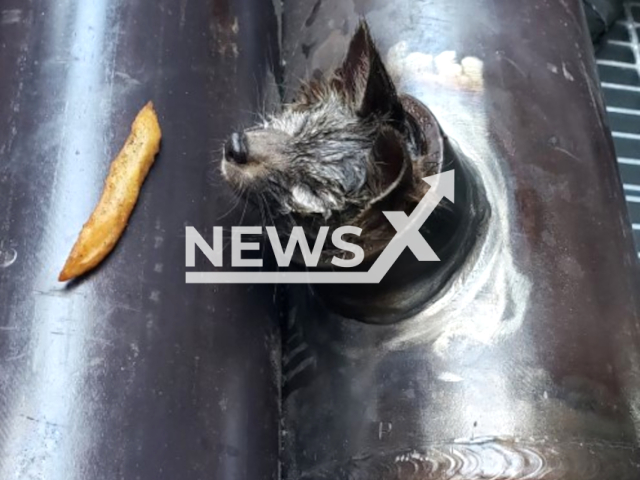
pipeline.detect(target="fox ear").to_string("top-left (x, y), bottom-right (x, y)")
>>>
top-left (369, 127), bottom-right (412, 200)
top-left (340, 21), bottom-right (371, 99)
top-left (339, 21), bottom-right (405, 125)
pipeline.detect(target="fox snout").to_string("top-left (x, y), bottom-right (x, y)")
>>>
top-left (224, 132), bottom-right (249, 165)
top-left (223, 129), bottom-right (291, 167)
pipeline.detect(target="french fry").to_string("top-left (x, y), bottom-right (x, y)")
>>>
top-left (58, 102), bottom-right (162, 281)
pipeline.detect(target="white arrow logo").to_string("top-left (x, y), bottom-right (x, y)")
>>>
top-left (186, 170), bottom-right (455, 284)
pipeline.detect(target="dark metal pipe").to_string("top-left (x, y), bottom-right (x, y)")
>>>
top-left (281, 0), bottom-right (640, 478)
top-left (2, 0), bottom-right (639, 479)
top-left (0, 1), bottom-right (281, 479)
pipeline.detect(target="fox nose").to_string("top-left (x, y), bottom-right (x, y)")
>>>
top-left (224, 132), bottom-right (248, 165)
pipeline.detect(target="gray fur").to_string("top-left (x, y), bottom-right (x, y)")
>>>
top-left (221, 22), bottom-right (437, 261)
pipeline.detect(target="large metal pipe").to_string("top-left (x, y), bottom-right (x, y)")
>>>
top-left (0, 1), bottom-right (281, 479)
top-left (2, 1), bottom-right (639, 479)
top-left (281, 0), bottom-right (640, 478)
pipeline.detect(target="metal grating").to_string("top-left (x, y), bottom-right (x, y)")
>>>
top-left (596, 3), bottom-right (640, 257)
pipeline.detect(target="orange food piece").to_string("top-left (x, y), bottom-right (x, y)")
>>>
top-left (59, 102), bottom-right (162, 281)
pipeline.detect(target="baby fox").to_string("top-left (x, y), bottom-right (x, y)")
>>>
top-left (221, 22), bottom-right (445, 264)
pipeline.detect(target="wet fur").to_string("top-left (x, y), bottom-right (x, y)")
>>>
top-left (221, 22), bottom-right (440, 263)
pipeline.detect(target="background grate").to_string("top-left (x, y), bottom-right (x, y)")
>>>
top-left (596, 3), bottom-right (640, 257)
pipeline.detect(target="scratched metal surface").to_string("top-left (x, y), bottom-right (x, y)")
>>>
top-left (0, 1), bottom-right (281, 479)
top-left (281, 0), bottom-right (640, 479)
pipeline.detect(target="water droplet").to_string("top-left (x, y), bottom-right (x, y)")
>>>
top-left (0, 247), bottom-right (17, 268)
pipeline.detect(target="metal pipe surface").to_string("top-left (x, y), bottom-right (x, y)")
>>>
top-left (281, 0), bottom-right (640, 478)
top-left (0, 1), bottom-right (281, 479)
top-left (2, 1), bottom-right (639, 479)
